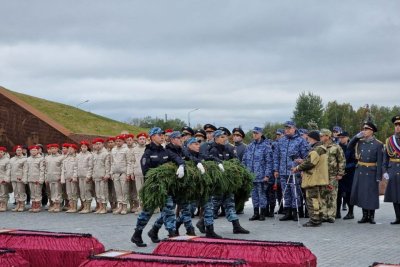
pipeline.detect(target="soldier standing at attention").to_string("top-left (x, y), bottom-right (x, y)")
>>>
top-left (0, 147), bottom-right (11, 212)
top-left (319, 129), bottom-right (346, 223)
top-left (26, 145), bottom-right (45, 212)
top-left (45, 144), bottom-right (64, 212)
top-left (62, 144), bottom-right (79, 213)
top-left (106, 137), bottom-right (117, 211)
top-left (10, 145), bottom-right (27, 212)
top-left (131, 127), bottom-right (185, 247)
top-left (126, 134), bottom-right (140, 213)
top-left (348, 121), bottom-right (383, 224)
top-left (383, 115), bottom-right (400, 224)
top-left (92, 138), bottom-right (110, 214)
top-left (110, 135), bottom-right (131, 215)
top-left (77, 141), bottom-right (94, 214)
top-left (132, 132), bottom-right (148, 213)
top-left (242, 127), bottom-right (272, 221)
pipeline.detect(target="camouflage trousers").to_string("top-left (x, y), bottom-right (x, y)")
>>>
top-left (212, 194), bottom-right (238, 222)
top-left (136, 195), bottom-right (176, 232)
top-left (320, 184), bottom-right (338, 220)
top-left (305, 186), bottom-right (323, 224)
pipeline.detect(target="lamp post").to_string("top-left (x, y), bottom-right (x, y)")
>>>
top-left (187, 108), bottom-right (199, 127)
top-left (76, 100), bottom-right (89, 108)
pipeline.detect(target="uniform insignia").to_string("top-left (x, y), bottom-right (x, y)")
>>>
top-left (150, 155), bottom-right (158, 158)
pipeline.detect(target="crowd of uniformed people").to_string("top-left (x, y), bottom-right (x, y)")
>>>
top-left (1, 116), bottom-right (400, 247)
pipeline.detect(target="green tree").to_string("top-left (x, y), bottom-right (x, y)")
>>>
top-left (322, 101), bottom-right (358, 135)
top-left (127, 116), bottom-right (186, 130)
top-left (293, 92), bottom-right (324, 128)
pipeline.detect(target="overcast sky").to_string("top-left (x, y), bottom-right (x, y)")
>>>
top-left (1, 1), bottom-right (400, 131)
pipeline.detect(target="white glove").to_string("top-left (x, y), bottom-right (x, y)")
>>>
top-left (176, 165), bottom-right (185, 179)
top-left (218, 163), bottom-right (225, 172)
top-left (383, 172), bottom-right (389, 180)
top-left (197, 163), bottom-right (205, 175)
top-left (356, 131), bottom-right (364, 139)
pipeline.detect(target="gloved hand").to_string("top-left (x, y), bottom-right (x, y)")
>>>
top-left (383, 172), bottom-right (389, 180)
top-left (197, 162), bottom-right (205, 174)
top-left (176, 165), bottom-right (185, 178)
top-left (356, 131), bottom-right (364, 138)
top-left (218, 163), bottom-right (225, 172)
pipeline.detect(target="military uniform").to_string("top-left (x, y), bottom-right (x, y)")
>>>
top-left (61, 148), bottom-right (78, 213)
top-left (348, 122), bottom-right (383, 224)
top-left (110, 136), bottom-right (132, 215)
top-left (92, 139), bottom-right (110, 214)
top-left (25, 148), bottom-right (45, 212)
top-left (10, 149), bottom-right (27, 212)
top-left (320, 134), bottom-right (346, 222)
top-left (76, 146), bottom-right (94, 213)
top-left (132, 133), bottom-right (147, 211)
top-left (383, 115), bottom-right (400, 224)
top-left (273, 123), bottom-right (309, 221)
top-left (132, 127), bottom-right (185, 247)
top-left (0, 149), bottom-right (11, 211)
top-left (45, 146), bottom-right (64, 212)
top-left (242, 128), bottom-right (273, 221)
top-left (296, 136), bottom-right (329, 227)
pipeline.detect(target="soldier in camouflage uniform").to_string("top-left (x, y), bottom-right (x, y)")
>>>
top-left (292, 131), bottom-right (329, 227)
top-left (319, 129), bottom-right (346, 223)
top-left (0, 147), bottom-right (11, 212)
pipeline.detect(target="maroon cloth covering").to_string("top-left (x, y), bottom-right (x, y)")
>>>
top-left (0, 248), bottom-right (30, 267)
top-left (0, 229), bottom-right (105, 267)
top-left (153, 237), bottom-right (317, 267)
top-left (372, 264), bottom-right (400, 267)
top-left (79, 250), bottom-right (249, 267)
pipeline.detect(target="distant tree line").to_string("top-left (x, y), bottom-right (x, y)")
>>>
top-left (127, 91), bottom-right (400, 143)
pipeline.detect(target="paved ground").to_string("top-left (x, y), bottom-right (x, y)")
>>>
top-left (1, 196), bottom-right (399, 267)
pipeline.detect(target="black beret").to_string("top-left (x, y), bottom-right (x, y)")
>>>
top-left (203, 124), bottom-right (217, 131)
top-left (194, 129), bottom-right (206, 138)
top-left (218, 127), bottom-right (231, 136)
top-left (363, 121), bottom-right (378, 132)
top-left (337, 131), bottom-right (349, 137)
top-left (232, 127), bottom-right (245, 138)
top-left (308, 130), bottom-right (320, 142)
top-left (392, 115), bottom-right (400, 124)
top-left (181, 126), bottom-right (194, 135)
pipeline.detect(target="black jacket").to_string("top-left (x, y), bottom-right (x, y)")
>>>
top-left (207, 143), bottom-right (237, 163)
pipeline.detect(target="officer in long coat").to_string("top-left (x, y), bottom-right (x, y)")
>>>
top-left (383, 115), bottom-right (400, 224)
top-left (348, 121), bottom-right (383, 224)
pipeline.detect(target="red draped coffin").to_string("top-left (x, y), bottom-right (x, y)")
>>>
top-left (0, 229), bottom-right (105, 267)
top-left (372, 263), bottom-right (400, 267)
top-left (79, 250), bottom-right (249, 267)
top-left (0, 248), bottom-right (30, 267)
top-left (153, 236), bottom-right (317, 267)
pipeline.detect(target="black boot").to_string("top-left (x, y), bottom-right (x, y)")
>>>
top-left (298, 205), bottom-right (304, 218)
top-left (175, 221), bottom-right (182, 236)
top-left (249, 208), bottom-right (260, 221)
top-left (259, 208), bottom-right (266, 221)
top-left (147, 227), bottom-right (160, 243)
top-left (168, 229), bottom-right (178, 238)
top-left (279, 208), bottom-right (293, 221)
top-left (358, 209), bottom-right (368, 223)
top-left (267, 205), bottom-right (275, 217)
top-left (343, 205), bottom-right (354, 220)
top-left (232, 220), bottom-right (250, 234)
top-left (391, 203), bottom-right (400, 224)
top-left (292, 208), bottom-right (298, 221)
top-left (205, 225), bottom-right (222, 239)
top-left (131, 229), bottom-right (147, 247)
top-left (196, 218), bottom-right (205, 233)
top-left (369, 210), bottom-right (376, 224)
top-left (186, 227), bottom-right (196, 236)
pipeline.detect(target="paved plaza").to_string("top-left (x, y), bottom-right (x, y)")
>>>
top-left (1, 197), bottom-right (399, 267)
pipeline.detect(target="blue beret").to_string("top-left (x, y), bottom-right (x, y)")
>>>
top-left (284, 121), bottom-right (296, 127)
top-left (169, 131), bottom-right (181, 139)
top-left (149, 127), bottom-right (163, 136)
top-left (276, 129), bottom-right (284, 135)
top-left (213, 130), bottom-right (225, 138)
top-left (252, 127), bottom-right (263, 134)
top-left (332, 126), bottom-right (342, 133)
top-left (298, 128), bottom-right (309, 135)
top-left (187, 137), bottom-right (201, 146)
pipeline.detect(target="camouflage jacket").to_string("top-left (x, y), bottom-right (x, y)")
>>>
top-left (325, 140), bottom-right (346, 186)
